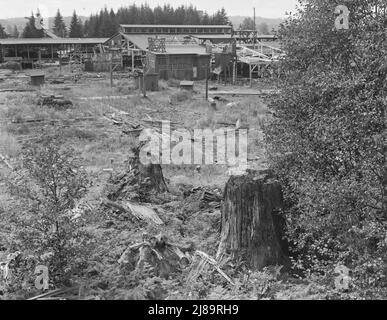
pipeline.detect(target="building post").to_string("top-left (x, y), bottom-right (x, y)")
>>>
top-left (131, 50), bottom-right (135, 71)
top-left (249, 64), bottom-right (252, 88)
top-left (253, 7), bottom-right (256, 50)
top-left (233, 61), bottom-right (236, 85)
top-left (142, 73), bottom-right (147, 98)
top-left (110, 59), bottom-right (113, 88)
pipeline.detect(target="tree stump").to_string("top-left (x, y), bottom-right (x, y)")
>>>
top-left (128, 142), bottom-right (168, 193)
top-left (217, 170), bottom-right (289, 270)
top-left (106, 142), bottom-right (168, 202)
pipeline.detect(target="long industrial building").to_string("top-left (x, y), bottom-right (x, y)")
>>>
top-left (0, 38), bottom-right (109, 67)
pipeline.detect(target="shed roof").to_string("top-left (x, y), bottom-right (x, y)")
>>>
top-left (0, 38), bottom-right (109, 45)
top-left (116, 33), bottom-right (209, 55)
top-left (190, 34), bottom-right (233, 40)
top-left (120, 24), bottom-right (232, 29)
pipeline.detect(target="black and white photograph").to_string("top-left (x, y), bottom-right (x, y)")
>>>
top-left (0, 0), bottom-right (385, 306)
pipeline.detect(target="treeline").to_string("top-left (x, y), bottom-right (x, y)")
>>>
top-left (85, 5), bottom-right (230, 37)
top-left (17, 4), bottom-right (231, 39)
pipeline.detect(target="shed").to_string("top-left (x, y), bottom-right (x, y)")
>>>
top-left (147, 51), bottom-right (210, 81)
top-left (30, 72), bottom-right (45, 86)
top-left (180, 81), bottom-right (194, 90)
top-left (135, 73), bottom-right (159, 91)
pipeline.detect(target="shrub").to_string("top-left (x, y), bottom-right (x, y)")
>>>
top-left (5, 130), bottom-right (93, 289)
top-left (264, 0), bottom-right (386, 294)
top-left (0, 61), bottom-right (22, 71)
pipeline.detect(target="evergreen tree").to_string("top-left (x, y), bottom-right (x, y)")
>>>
top-left (240, 17), bottom-right (255, 30)
top-left (85, 4), bottom-right (230, 33)
top-left (257, 22), bottom-right (269, 34)
top-left (12, 25), bottom-right (19, 38)
top-left (202, 13), bottom-right (210, 25)
top-left (53, 9), bottom-right (67, 37)
top-left (6, 25), bottom-right (13, 37)
top-left (211, 8), bottom-right (229, 25)
top-left (0, 24), bottom-right (7, 38)
top-left (22, 12), bottom-right (44, 38)
top-left (69, 11), bottom-right (83, 38)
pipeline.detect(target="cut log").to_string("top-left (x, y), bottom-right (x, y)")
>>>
top-left (217, 170), bottom-right (289, 270)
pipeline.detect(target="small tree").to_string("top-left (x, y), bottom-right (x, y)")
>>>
top-left (6, 131), bottom-right (92, 287)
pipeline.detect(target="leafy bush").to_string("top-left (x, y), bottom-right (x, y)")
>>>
top-left (264, 0), bottom-right (386, 294)
top-left (0, 61), bottom-right (22, 71)
top-left (5, 130), bottom-right (93, 289)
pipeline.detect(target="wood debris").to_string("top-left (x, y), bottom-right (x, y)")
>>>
top-left (102, 199), bottom-right (163, 225)
top-left (38, 94), bottom-right (73, 108)
top-left (187, 250), bottom-right (234, 286)
top-left (118, 234), bottom-right (195, 277)
top-left (27, 287), bottom-right (79, 300)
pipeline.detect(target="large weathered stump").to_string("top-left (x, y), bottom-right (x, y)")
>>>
top-left (106, 142), bottom-right (168, 202)
top-left (128, 143), bottom-right (168, 193)
top-left (217, 170), bottom-right (289, 269)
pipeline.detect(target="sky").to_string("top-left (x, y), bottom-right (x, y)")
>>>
top-left (0, 0), bottom-right (299, 19)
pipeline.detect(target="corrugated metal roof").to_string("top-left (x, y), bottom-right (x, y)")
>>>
top-left (120, 34), bottom-right (150, 50)
top-left (119, 34), bottom-right (209, 55)
top-left (0, 38), bottom-right (109, 45)
top-left (120, 24), bottom-right (232, 29)
top-left (191, 35), bottom-right (233, 39)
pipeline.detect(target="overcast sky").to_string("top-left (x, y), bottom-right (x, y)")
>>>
top-left (0, 0), bottom-right (299, 19)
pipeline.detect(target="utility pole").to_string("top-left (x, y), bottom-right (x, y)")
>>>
top-left (205, 64), bottom-right (209, 100)
top-left (253, 7), bottom-right (256, 49)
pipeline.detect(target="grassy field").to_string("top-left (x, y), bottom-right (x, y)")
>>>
top-left (0, 66), bottom-right (336, 300)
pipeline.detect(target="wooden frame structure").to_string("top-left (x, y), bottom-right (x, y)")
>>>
top-left (0, 38), bottom-right (108, 67)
